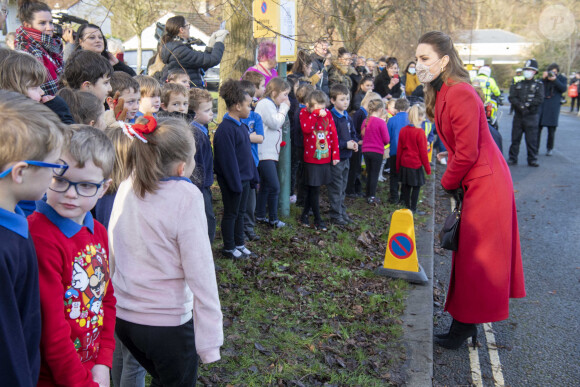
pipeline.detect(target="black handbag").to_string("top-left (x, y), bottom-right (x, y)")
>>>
top-left (439, 190), bottom-right (463, 251)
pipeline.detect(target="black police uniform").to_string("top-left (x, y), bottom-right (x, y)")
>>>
top-left (508, 77), bottom-right (544, 165)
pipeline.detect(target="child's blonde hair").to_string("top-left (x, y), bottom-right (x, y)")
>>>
top-left (367, 98), bottom-right (386, 115)
top-left (360, 91), bottom-right (381, 110)
top-left (264, 77), bottom-right (291, 99)
top-left (134, 75), bottom-right (162, 98)
top-left (68, 125), bottom-right (116, 179)
top-left (161, 83), bottom-right (188, 107)
top-left (104, 125), bottom-right (132, 194)
top-left (189, 87), bottom-right (213, 111)
top-left (126, 117), bottom-right (195, 198)
top-left (0, 51), bottom-right (46, 95)
top-left (408, 103), bottom-right (426, 128)
top-left (386, 99), bottom-right (397, 112)
top-left (57, 88), bottom-right (104, 127)
top-left (0, 90), bottom-right (66, 171)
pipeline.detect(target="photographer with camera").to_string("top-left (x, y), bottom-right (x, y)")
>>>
top-left (74, 23), bottom-right (136, 76)
top-left (159, 15), bottom-right (228, 89)
top-left (537, 63), bottom-right (567, 156)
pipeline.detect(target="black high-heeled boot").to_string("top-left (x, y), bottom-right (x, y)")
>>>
top-left (434, 319), bottom-right (478, 349)
top-left (434, 318), bottom-right (457, 339)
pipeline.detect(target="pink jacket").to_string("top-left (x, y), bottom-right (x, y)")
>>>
top-left (109, 178), bottom-right (223, 363)
top-left (361, 116), bottom-right (390, 154)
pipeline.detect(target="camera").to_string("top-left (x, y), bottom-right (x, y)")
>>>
top-left (548, 71), bottom-right (555, 78)
top-left (52, 12), bottom-right (89, 40)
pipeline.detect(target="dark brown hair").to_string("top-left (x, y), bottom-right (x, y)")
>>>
top-left (329, 84), bottom-right (350, 100)
top-left (292, 50), bottom-right (313, 76)
top-left (161, 16), bottom-right (186, 45)
top-left (296, 83), bottom-right (315, 104)
top-left (418, 31), bottom-right (470, 120)
top-left (109, 71), bottom-right (140, 98)
top-left (239, 80), bottom-right (257, 98)
top-left (18, 0), bottom-right (50, 25)
top-left (219, 79), bottom-right (248, 108)
top-left (126, 116), bottom-right (195, 198)
top-left (63, 50), bottom-right (114, 89)
top-left (57, 88), bottom-right (103, 126)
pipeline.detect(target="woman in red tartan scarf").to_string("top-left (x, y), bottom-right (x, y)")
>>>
top-left (15, 0), bottom-right (63, 96)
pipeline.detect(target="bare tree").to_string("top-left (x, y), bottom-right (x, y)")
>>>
top-left (102, 0), bottom-right (165, 71)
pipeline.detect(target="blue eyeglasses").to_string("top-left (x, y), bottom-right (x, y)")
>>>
top-left (0, 160), bottom-right (69, 178)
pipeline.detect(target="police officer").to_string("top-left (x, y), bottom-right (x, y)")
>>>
top-left (473, 66), bottom-right (501, 104)
top-left (508, 59), bottom-right (545, 167)
top-left (509, 68), bottom-right (525, 114)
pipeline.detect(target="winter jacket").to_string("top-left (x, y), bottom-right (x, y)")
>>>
top-left (255, 98), bottom-right (290, 161)
top-left (374, 70), bottom-right (402, 99)
top-left (160, 40), bottom-right (224, 88)
top-left (539, 74), bottom-right (567, 127)
top-left (309, 53), bottom-right (329, 94)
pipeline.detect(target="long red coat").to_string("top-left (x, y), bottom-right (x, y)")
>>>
top-left (435, 81), bottom-right (526, 323)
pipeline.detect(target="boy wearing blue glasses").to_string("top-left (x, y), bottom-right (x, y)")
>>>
top-left (28, 125), bottom-right (117, 387)
top-left (0, 91), bottom-right (67, 386)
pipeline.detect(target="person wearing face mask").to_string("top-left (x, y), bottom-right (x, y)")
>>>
top-left (374, 57), bottom-right (402, 99)
top-left (508, 59), bottom-right (545, 166)
top-left (537, 63), bottom-right (567, 156)
top-left (416, 31), bottom-right (525, 350)
top-left (15, 0), bottom-right (64, 96)
top-left (400, 62), bottom-right (420, 96)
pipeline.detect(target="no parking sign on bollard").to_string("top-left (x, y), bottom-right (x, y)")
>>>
top-left (375, 209), bottom-right (428, 284)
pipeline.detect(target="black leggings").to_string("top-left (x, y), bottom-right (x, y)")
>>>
top-left (401, 184), bottom-right (421, 212)
top-left (116, 318), bottom-right (198, 387)
top-left (301, 185), bottom-right (321, 224)
top-left (363, 152), bottom-right (384, 197)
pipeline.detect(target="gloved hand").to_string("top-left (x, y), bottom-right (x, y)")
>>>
top-left (207, 32), bottom-right (217, 48)
top-left (213, 29), bottom-right (229, 44)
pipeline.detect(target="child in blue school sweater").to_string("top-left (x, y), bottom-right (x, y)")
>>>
top-left (387, 98), bottom-right (410, 204)
top-left (213, 80), bottom-right (259, 260)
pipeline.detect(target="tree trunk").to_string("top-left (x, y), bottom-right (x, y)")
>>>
top-left (217, 0), bottom-right (256, 122)
top-left (137, 33), bottom-right (143, 74)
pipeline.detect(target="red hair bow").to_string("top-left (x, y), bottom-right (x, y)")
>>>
top-left (121, 116), bottom-right (157, 143)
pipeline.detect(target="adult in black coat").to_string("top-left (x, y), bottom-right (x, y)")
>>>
top-left (75, 24), bottom-right (136, 76)
top-left (160, 16), bottom-right (227, 89)
top-left (538, 63), bottom-right (567, 155)
top-left (309, 38), bottom-right (331, 95)
top-left (374, 57), bottom-right (402, 99)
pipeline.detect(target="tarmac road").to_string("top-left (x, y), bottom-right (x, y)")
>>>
top-left (432, 105), bottom-right (580, 387)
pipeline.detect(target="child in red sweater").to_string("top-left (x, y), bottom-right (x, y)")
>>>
top-left (29, 126), bottom-right (116, 387)
top-left (299, 90), bottom-right (339, 231)
top-left (396, 103), bottom-right (431, 214)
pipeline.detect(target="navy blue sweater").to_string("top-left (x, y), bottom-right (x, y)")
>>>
top-left (292, 104), bottom-right (306, 151)
top-left (191, 122), bottom-right (214, 189)
top-left (331, 107), bottom-right (357, 160)
top-left (213, 114), bottom-right (259, 193)
top-left (0, 207), bottom-right (41, 386)
top-left (352, 107), bottom-right (368, 138)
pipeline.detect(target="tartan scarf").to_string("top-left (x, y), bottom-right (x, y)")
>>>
top-left (15, 26), bottom-right (64, 96)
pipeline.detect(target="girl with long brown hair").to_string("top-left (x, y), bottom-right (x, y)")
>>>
top-left (416, 31), bottom-right (525, 349)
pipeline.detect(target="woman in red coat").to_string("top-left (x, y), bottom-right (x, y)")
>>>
top-left (415, 31), bottom-right (526, 349)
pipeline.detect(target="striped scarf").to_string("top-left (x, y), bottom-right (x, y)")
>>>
top-left (15, 26), bottom-right (64, 96)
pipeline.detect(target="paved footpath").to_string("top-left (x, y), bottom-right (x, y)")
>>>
top-left (432, 106), bottom-right (580, 387)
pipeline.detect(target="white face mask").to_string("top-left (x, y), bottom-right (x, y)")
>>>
top-left (408, 67), bottom-right (416, 75)
top-left (416, 58), bottom-right (443, 83)
top-left (523, 70), bottom-right (535, 80)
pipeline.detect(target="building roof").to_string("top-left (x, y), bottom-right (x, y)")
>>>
top-left (453, 29), bottom-right (529, 44)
